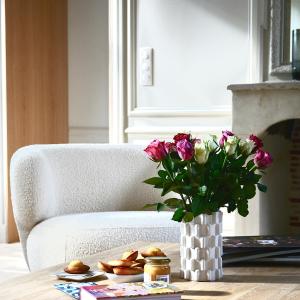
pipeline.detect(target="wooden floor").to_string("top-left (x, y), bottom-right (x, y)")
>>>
top-left (0, 243), bottom-right (28, 283)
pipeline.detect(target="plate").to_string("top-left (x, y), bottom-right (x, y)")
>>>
top-left (54, 270), bottom-right (105, 281)
top-left (105, 272), bottom-right (144, 283)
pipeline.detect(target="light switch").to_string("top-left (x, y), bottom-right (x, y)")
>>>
top-left (139, 47), bottom-right (153, 86)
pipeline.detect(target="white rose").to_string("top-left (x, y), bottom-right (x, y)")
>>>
top-left (206, 139), bottom-right (217, 152)
top-left (194, 141), bottom-right (209, 164)
top-left (240, 139), bottom-right (255, 155)
top-left (224, 136), bottom-right (238, 156)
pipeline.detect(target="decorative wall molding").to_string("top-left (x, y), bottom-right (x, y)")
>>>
top-left (128, 108), bottom-right (231, 118)
top-left (69, 127), bottom-right (109, 143)
top-left (108, 0), bottom-right (127, 143)
top-left (248, 0), bottom-right (267, 82)
top-left (269, 0), bottom-right (292, 75)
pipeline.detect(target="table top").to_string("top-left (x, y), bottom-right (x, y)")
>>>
top-left (1, 241), bottom-right (300, 300)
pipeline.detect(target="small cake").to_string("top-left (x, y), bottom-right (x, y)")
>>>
top-left (141, 247), bottom-right (166, 258)
top-left (121, 250), bottom-right (138, 261)
top-left (64, 260), bottom-right (90, 274)
top-left (107, 260), bottom-right (136, 267)
top-left (97, 261), bottom-right (114, 273)
top-left (113, 267), bottom-right (144, 275)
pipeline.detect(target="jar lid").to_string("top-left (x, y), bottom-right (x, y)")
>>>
top-left (145, 257), bottom-right (171, 264)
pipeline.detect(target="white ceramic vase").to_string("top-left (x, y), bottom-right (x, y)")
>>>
top-left (180, 211), bottom-right (223, 281)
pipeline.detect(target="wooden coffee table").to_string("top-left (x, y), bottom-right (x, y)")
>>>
top-left (1, 241), bottom-right (300, 299)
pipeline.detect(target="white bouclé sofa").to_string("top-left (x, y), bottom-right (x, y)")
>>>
top-left (10, 144), bottom-right (180, 271)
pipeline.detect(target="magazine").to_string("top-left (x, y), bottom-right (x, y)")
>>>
top-left (223, 235), bottom-right (300, 264)
top-left (80, 282), bottom-right (182, 300)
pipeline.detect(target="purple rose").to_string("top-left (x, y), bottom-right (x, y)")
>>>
top-left (249, 134), bottom-right (263, 150)
top-left (254, 149), bottom-right (273, 169)
top-left (219, 130), bottom-right (234, 147)
top-left (176, 139), bottom-right (194, 160)
top-left (144, 139), bottom-right (167, 162)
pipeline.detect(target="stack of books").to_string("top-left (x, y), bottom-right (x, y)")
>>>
top-left (223, 235), bottom-right (300, 264)
top-left (55, 281), bottom-right (182, 300)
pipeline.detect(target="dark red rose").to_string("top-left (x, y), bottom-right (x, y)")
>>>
top-left (249, 134), bottom-right (263, 150)
top-left (173, 133), bottom-right (191, 143)
top-left (144, 139), bottom-right (167, 162)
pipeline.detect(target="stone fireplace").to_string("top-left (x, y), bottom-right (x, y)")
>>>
top-left (228, 82), bottom-right (300, 236)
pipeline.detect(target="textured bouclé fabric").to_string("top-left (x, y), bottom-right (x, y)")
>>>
top-left (10, 144), bottom-right (179, 270)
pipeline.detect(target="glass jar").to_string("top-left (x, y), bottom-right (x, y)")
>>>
top-left (144, 257), bottom-right (171, 283)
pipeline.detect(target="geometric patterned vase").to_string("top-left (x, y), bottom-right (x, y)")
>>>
top-left (180, 211), bottom-right (223, 281)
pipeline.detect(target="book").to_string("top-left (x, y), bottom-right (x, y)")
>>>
top-left (80, 281), bottom-right (182, 300)
top-left (55, 282), bottom-right (97, 299)
top-left (223, 235), bottom-right (300, 264)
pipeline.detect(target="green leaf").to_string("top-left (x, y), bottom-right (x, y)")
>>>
top-left (161, 181), bottom-right (173, 196)
top-left (227, 201), bottom-right (237, 213)
top-left (243, 184), bottom-right (256, 199)
top-left (162, 156), bottom-right (174, 172)
top-left (171, 208), bottom-right (185, 222)
top-left (237, 199), bottom-right (249, 217)
top-left (156, 203), bottom-right (166, 212)
top-left (198, 185), bottom-right (207, 196)
top-left (158, 170), bottom-right (168, 179)
top-left (183, 212), bottom-right (194, 223)
top-left (191, 197), bottom-right (206, 216)
top-left (257, 182), bottom-right (267, 192)
top-left (164, 198), bottom-right (182, 209)
top-left (208, 200), bottom-right (219, 212)
top-left (246, 160), bottom-right (255, 170)
top-left (144, 177), bottom-right (163, 186)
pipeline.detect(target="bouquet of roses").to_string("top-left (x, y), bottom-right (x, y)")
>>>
top-left (143, 131), bottom-right (272, 222)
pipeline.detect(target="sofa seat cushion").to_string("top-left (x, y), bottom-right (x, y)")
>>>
top-left (27, 211), bottom-right (180, 271)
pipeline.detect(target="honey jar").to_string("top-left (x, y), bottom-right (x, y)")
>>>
top-left (144, 257), bottom-right (171, 283)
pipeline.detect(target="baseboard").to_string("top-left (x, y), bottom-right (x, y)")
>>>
top-left (69, 126), bottom-right (109, 143)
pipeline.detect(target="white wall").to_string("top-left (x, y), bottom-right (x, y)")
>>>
top-left (136, 0), bottom-right (249, 110)
top-left (68, 0), bottom-right (109, 143)
top-left (126, 0), bottom-right (253, 145)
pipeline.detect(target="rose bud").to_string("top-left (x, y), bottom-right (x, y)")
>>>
top-left (224, 136), bottom-right (238, 156)
top-left (144, 139), bottom-right (167, 162)
top-left (194, 141), bottom-right (209, 164)
top-left (249, 134), bottom-right (263, 150)
top-left (254, 149), bottom-right (273, 169)
top-left (164, 142), bottom-right (176, 154)
top-left (176, 139), bottom-right (194, 160)
top-left (219, 130), bottom-right (234, 147)
top-left (240, 139), bottom-right (255, 155)
top-left (173, 133), bottom-right (191, 143)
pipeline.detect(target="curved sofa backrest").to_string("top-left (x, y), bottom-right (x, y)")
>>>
top-left (10, 144), bottom-right (161, 251)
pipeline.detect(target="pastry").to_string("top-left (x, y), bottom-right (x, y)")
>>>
top-left (131, 259), bottom-right (146, 268)
top-left (113, 267), bottom-right (144, 275)
top-left (64, 260), bottom-right (90, 274)
top-left (97, 261), bottom-right (113, 273)
top-left (121, 250), bottom-right (138, 261)
top-left (141, 247), bottom-right (166, 258)
top-left (107, 260), bottom-right (136, 267)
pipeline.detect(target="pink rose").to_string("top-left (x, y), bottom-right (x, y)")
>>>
top-left (173, 133), bottom-right (191, 143)
top-left (219, 130), bottom-right (234, 147)
top-left (144, 139), bottom-right (167, 161)
top-left (176, 139), bottom-right (194, 160)
top-left (249, 134), bottom-right (263, 150)
top-left (164, 142), bottom-right (176, 153)
top-left (254, 149), bottom-right (273, 169)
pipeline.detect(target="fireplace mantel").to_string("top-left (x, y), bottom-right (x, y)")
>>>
top-left (228, 81), bottom-right (300, 236)
top-left (228, 81), bottom-right (300, 138)
top-left (228, 81), bottom-right (300, 91)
